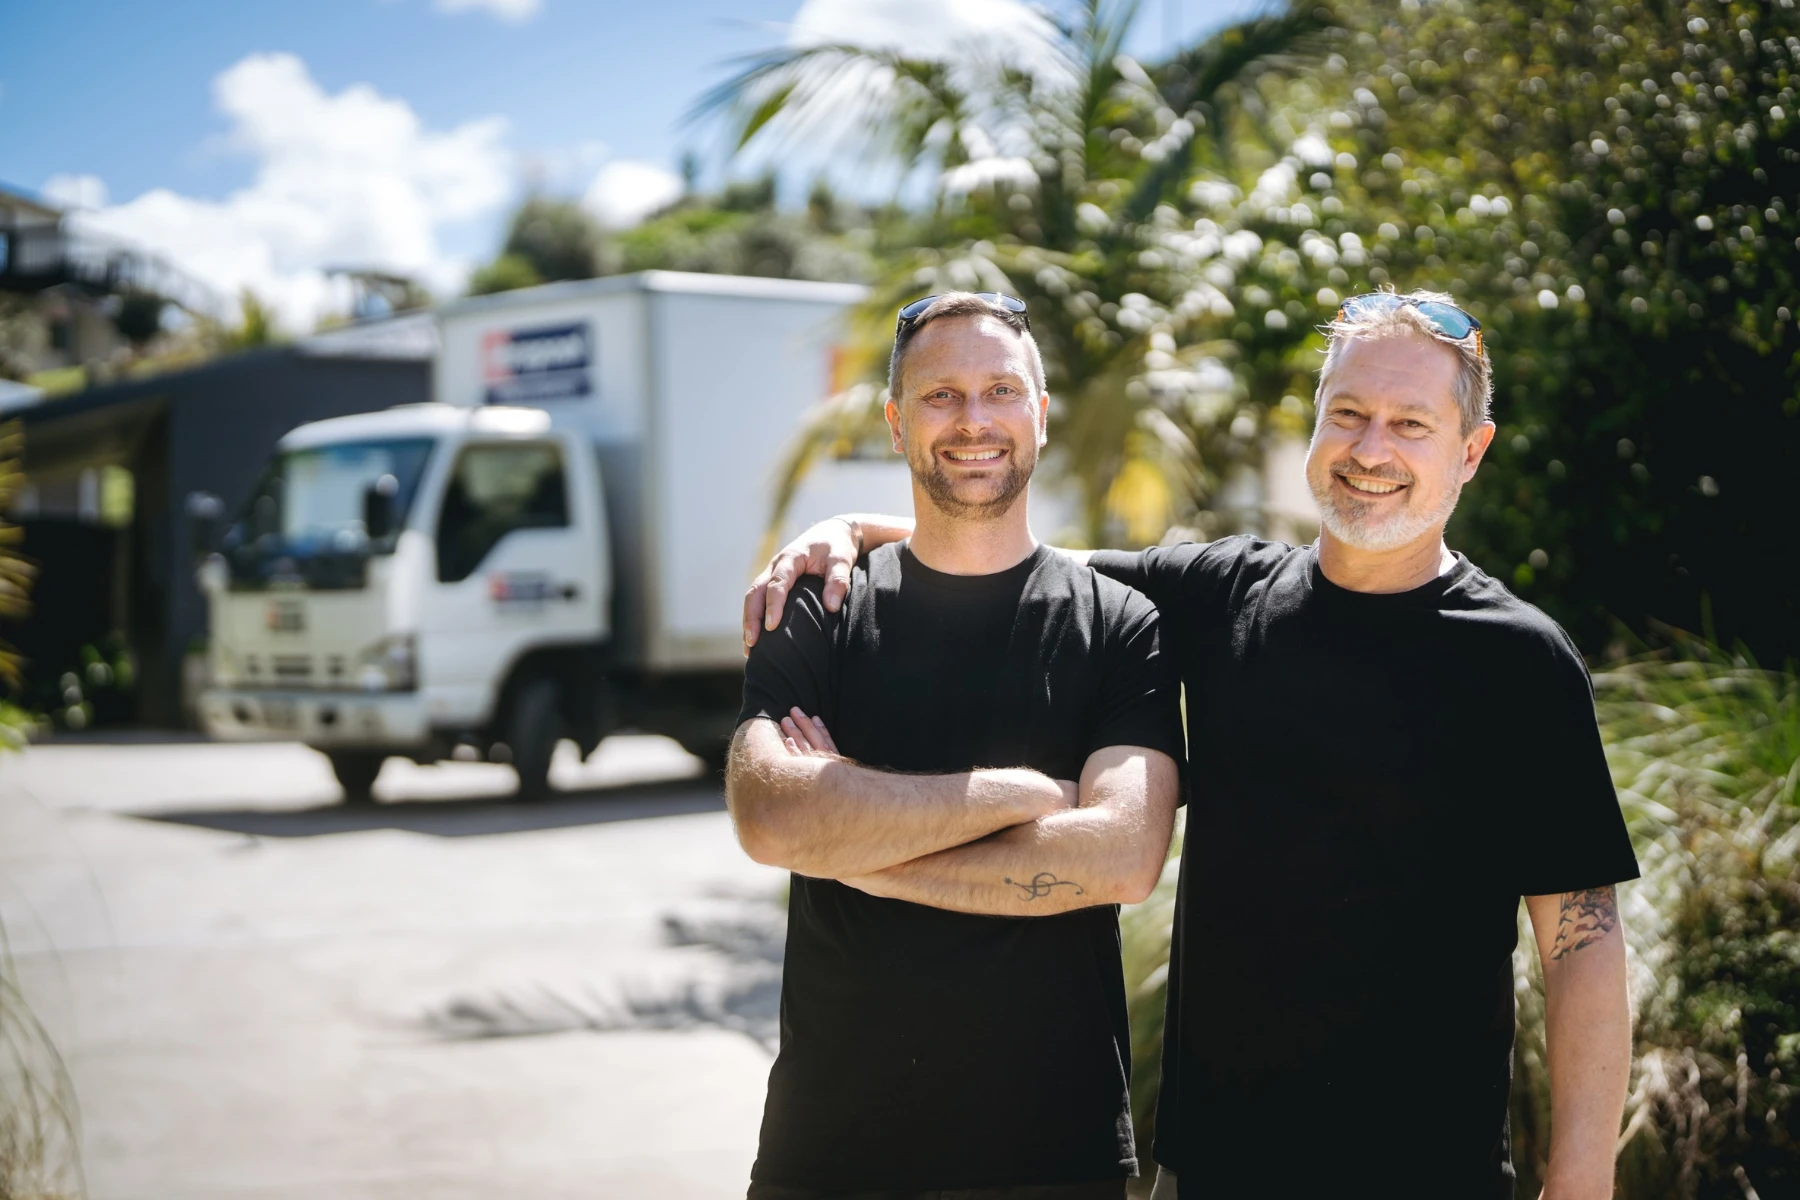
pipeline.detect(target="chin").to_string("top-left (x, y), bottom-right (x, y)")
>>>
top-left (1319, 507), bottom-right (1430, 552)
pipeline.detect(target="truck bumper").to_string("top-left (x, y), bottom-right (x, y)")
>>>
top-left (199, 688), bottom-right (431, 746)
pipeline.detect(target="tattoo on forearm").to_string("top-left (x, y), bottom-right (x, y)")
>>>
top-left (1550, 886), bottom-right (1618, 960)
top-left (1004, 872), bottom-right (1086, 901)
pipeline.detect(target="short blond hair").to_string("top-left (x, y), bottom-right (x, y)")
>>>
top-left (1317, 289), bottom-right (1492, 434)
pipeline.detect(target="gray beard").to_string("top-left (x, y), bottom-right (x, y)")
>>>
top-left (1309, 461), bottom-right (1462, 552)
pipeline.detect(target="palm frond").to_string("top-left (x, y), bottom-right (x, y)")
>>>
top-left (1124, 6), bottom-right (1333, 222)
top-left (687, 43), bottom-right (965, 180)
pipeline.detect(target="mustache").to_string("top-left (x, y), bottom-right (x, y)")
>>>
top-left (931, 433), bottom-right (1017, 453)
top-left (1330, 459), bottom-right (1414, 486)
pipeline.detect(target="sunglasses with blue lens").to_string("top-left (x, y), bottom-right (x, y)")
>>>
top-left (896, 292), bottom-right (1032, 334)
top-left (1336, 292), bottom-right (1483, 356)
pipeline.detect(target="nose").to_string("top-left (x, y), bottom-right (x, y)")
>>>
top-left (955, 394), bottom-right (999, 437)
top-left (1349, 415), bottom-right (1398, 466)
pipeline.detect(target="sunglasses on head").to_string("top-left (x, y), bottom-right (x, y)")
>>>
top-left (896, 292), bottom-right (1032, 334)
top-left (1337, 292), bottom-right (1483, 357)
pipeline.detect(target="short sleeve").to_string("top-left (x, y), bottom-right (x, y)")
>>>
top-left (1085, 586), bottom-right (1187, 769)
top-left (738, 578), bottom-right (838, 729)
top-left (1507, 630), bottom-right (1640, 896)
top-left (1088, 543), bottom-right (1211, 612)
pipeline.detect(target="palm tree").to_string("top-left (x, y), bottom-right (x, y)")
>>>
top-left (695, 0), bottom-right (1326, 545)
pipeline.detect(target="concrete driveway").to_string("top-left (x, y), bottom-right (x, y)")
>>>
top-left (0, 735), bottom-right (786, 1199)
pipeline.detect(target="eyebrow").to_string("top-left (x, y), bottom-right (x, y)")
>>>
top-left (1326, 394), bottom-right (1442, 418)
top-left (912, 372), bottom-right (1031, 396)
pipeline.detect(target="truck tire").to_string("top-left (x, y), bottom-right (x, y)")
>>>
top-left (507, 677), bottom-right (562, 802)
top-left (328, 750), bottom-right (386, 805)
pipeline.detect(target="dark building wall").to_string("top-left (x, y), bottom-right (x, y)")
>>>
top-left (17, 349), bottom-right (430, 727)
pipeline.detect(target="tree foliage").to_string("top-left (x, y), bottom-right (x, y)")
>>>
top-left (468, 178), bottom-right (901, 297)
top-left (717, 0), bottom-right (1798, 662)
top-left (469, 196), bottom-right (607, 294)
top-left (1301, 0), bottom-right (1800, 668)
top-left (703, 0), bottom-right (1326, 545)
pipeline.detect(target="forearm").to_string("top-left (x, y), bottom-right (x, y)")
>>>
top-left (846, 807), bottom-right (1163, 915)
top-left (837, 513), bottom-right (912, 555)
top-left (844, 747), bottom-right (1177, 915)
top-left (1529, 889), bottom-right (1632, 1200)
top-left (726, 722), bottom-right (1064, 877)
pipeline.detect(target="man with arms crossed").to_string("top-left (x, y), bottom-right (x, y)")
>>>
top-left (748, 291), bottom-right (1639, 1199)
top-left (728, 293), bottom-right (1186, 1198)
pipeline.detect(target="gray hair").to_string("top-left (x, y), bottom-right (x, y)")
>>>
top-left (888, 292), bottom-right (1047, 401)
top-left (1316, 289), bottom-right (1492, 435)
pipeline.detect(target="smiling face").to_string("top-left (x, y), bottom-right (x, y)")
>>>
top-left (1305, 331), bottom-right (1495, 552)
top-left (886, 313), bottom-right (1048, 520)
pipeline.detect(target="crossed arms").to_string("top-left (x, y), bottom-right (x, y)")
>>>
top-left (725, 708), bottom-right (1179, 915)
top-left (742, 512), bottom-right (1634, 1199)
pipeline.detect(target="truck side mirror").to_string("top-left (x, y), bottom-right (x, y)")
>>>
top-left (186, 490), bottom-right (223, 560)
top-left (363, 474), bottom-right (400, 541)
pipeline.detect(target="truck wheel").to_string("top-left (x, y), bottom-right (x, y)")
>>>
top-left (507, 677), bottom-right (562, 802)
top-left (328, 750), bottom-right (386, 805)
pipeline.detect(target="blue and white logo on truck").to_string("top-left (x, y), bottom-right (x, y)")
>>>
top-left (482, 322), bottom-right (592, 404)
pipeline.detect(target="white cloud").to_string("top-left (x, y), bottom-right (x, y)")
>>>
top-left (582, 160), bottom-right (683, 228)
top-left (42, 173), bottom-right (110, 209)
top-left (62, 52), bottom-right (512, 331)
top-left (789, 0), bottom-right (1059, 69)
top-left (434, 0), bottom-right (541, 21)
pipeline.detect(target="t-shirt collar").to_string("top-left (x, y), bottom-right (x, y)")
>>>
top-left (1304, 540), bottom-right (1474, 609)
top-left (896, 539), bottom-right (1051, 592)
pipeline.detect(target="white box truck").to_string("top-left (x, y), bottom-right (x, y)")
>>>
top-left (196, 271), bottom-right (912, 801)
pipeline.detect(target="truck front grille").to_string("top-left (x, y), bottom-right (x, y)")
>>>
top-left (272, 655), bottom-right (314, 684)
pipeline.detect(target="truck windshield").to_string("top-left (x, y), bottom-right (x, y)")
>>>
top-left (224, 438), bottom-right (435, 588)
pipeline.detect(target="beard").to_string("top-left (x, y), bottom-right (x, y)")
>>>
top-left (907, 431), bottom-right (1036, 520)
top-left (1307, 454), bottom-right (1462, 552)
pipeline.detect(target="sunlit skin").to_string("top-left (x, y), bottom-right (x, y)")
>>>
top-left (885, 313), bottom-right (1049, 576)
top-left (1305, 331), bottom-right (1497, 594)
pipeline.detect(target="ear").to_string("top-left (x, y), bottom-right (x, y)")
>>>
top-left (1036, 391), bottom-right (1049, 448)
top-left (885, 396), bottom-right (905, 455)
top-left (1461, 420), bottom-right (1497, 482)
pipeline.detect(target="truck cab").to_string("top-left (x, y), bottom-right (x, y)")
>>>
top-left (199, 403), bottom-right (613, 800)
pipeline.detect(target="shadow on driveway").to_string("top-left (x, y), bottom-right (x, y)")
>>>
top-left (134, 776), bottom-right (726, 839)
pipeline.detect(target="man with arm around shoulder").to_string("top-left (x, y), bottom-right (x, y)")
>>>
top-left (749, 291), bottom-right (1639, 1200)
top-left (727, 292), bottom-right (1185, 1198)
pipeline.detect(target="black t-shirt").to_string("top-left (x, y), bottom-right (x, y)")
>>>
top-left (1088, 537), bottom-right (1639, 1198)
top-left (738, 542), bottom-right (1186, 1191)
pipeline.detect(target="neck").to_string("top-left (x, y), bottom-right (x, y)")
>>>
top-left (1316, 526), bottom-right (1456, 593)
top-left (907, 487), bottom-right (1038, 575)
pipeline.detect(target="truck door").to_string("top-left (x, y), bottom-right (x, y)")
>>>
top-left (417, 436), bottom-right (603, 728)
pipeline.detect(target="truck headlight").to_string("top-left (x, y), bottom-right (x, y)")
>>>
top-left (355, 633), bottom-right (417, 692)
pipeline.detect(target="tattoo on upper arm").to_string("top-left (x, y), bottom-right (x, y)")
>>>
top-left (1004, 872), bottom-right (1086, 901)
top-left (1550, 885), bottom-right (1618, 960)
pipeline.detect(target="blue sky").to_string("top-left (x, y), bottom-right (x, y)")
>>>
top-left (1, 0), bottom-right (1266, 325)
